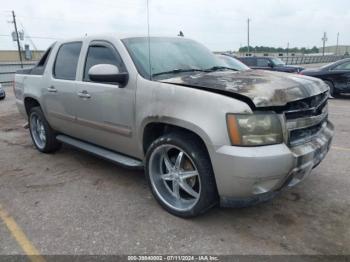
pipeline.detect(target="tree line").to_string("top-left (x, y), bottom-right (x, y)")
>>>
top-left (239, 46), bottom-right (319, 54)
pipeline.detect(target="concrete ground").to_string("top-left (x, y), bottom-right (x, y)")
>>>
top-left (0, 85), bottom-right (349, 256)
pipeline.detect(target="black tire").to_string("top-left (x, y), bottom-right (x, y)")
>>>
top-left (324, 80), bottom-right (337, 97)
top-left (28, 107), bottom-right (61, 153)
top-left (145, 131), bottom-right (218, 218)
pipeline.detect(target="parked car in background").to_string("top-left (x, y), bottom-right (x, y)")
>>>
top-left (14, 35), bottom-right (333, 217)
top-left (216, 54), bottom-right (250, 71)
top-left (300, 58), bottom-right (350, 97)
top-left (237, 56), bottom-right (304, 73)
top-left (0, 84), bottom-right (5, 100)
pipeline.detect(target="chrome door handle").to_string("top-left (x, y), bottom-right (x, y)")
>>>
top-left (47, 86), bottom-right (57, 93)
top-left (77, 90), bottom-right (91, 99)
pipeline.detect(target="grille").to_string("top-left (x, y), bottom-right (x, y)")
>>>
top-left (282, 92), bottom-right (329, 146)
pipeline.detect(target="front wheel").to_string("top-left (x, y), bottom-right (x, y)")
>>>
top-left (29, 107), bottom-right (61, 153)
top-left (145, 132), bottom-right (218, 217)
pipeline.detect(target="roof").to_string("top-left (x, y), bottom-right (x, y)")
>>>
top-left (56, 34), bottom-right (188, 43)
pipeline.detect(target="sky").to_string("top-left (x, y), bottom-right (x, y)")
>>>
top-left (0, 0), bottom-right (349, 51)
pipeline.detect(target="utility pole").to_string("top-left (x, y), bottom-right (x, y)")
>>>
top-left (12, 10), bottom-right (23, 68)
top-left (321, 32), bottom-right (327, 56)
top-left (336, 32), bottom-right (339, 55)
top-left (247, 18), bottom-right (250, 55)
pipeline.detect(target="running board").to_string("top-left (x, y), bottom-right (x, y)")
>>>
top-left (56, 135), bottom-right (143, 168)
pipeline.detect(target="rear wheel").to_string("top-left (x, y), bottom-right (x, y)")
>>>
top-left (29, 107), bottom-right (61, 153)
top-left (145, 132), bottom-right (218, 217)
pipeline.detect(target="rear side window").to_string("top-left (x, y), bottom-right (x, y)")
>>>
top-left (83, 44), bottom-right (125, 81)
top-left (31, 45), bottom-right (54, 75)
top-left (37, 47), bottom-right (52, 67)
top-left (53, 42), bottom-right (82, 80)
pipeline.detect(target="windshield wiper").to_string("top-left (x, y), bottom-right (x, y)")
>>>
top-left (152, 68), bottom-right (207, 77)
top-left (205, 66), bottom-right (238, 72)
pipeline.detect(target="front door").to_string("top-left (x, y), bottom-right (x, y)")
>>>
top-left (74, 41), bottom-right (136, 156)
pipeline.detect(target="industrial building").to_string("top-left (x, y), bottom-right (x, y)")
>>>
top-left (320, 45), bottom-right (350, 55)
top-left (0, 49), bottom-right (44, 62)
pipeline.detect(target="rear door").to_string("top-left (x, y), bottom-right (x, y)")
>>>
top-left (74, 40), bottom-right (136, 155)
top-left (43, 42), bottom-right (82, 135)
top-left (329, 61), bottom-right (350, 91)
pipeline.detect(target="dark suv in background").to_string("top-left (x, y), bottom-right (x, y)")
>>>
top-left (237, 56), bottom-right (304, 73)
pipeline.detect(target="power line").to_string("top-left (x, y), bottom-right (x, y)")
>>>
top-left (27, 36), bottom-right (59, 40)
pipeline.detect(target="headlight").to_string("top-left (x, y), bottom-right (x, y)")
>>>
top-left (226, 113), bottom-right (283, 146)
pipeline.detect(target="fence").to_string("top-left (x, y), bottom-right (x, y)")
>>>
top-left (281, 55), bottom-right (345, 65)
top-left (0, 55), bottom-right (348, 84)
top-left (0, 61), bottom-right (37, 84)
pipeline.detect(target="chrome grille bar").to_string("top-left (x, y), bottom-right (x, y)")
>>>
top-left (284, 92), bottom-right (329, 146)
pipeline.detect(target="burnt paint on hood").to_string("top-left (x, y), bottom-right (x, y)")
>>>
top-left (160, 70), bottom-right (328, 107)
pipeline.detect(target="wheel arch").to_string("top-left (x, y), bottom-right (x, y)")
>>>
top-left (24, 96), bottom-right (41, 116)
top-left (141, 118), bottom-right (214, 158)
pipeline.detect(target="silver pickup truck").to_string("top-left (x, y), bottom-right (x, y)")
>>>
top-left (15, 35), bottom-right (334, 217)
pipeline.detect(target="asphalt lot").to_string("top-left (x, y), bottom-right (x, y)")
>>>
top-left (0, 85), bottom-right (349, 256)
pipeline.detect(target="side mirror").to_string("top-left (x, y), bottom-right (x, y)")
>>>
top-left (267, 61), bottom-right (274, 68)
top-left (88, 64), bottom-right (128, 86)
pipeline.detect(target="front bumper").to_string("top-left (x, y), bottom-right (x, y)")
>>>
top-left (211, 120), bottom-right (334, 205)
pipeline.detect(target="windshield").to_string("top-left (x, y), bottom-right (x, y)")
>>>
top-left (122, 37), bottom-right (233, 79)
top-left (271, 57), bottom-right (286, 66)
top-left (216, 55), bottom-right (249, 71)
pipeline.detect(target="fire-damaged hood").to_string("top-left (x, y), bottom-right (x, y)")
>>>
top-left (160, 70), bottom-right (328, 108)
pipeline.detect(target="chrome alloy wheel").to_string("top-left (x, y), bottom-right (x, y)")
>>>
top-left (148, 144), bottom-right (201, 211)
top-left (30, 113), bottom-right (46, 149)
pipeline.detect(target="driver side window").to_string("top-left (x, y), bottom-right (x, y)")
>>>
top-left (83, 43), bottom-right (125, 82)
